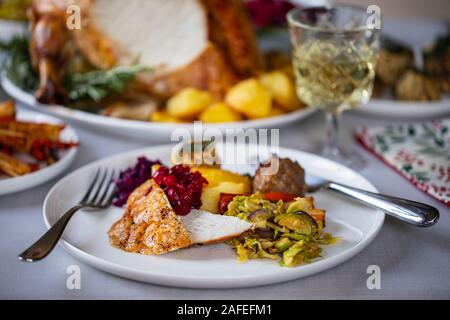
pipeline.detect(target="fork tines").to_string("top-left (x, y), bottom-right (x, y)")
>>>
top-left (81, 168), bottom-right (117, 208)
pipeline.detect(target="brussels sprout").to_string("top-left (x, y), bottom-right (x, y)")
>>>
top-left (275, 238), bottom-right (292, 252)
top-left (282, 240), bottom-right (305, 267)
top-left (275, 211), bottom-right (318, 235)
top-left (248, 208), bottom-right (274, 228)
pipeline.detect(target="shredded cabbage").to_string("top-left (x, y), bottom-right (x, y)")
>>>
top-left (226, 193), bottom-right (337, 267)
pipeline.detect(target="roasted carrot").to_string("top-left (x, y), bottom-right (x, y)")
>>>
top-left (218, 193), bottom-right (242, 214)
top-left (263, 192), bottom-right (296, 202)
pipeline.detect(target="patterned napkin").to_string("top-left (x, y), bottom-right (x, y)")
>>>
top-left (356, 119), bottom-right (450, 206)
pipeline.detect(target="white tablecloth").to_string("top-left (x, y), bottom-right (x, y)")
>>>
top-left (1, 82), bottom-right (449, 299)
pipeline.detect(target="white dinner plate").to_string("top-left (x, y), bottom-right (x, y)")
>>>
top-left (1, 77), bottom-right (316, 140)
top-left (357, 98), bottom-right (450, 119)
top-left (43, 143), bottom-right (384, 288)
top-left (0, 110), bottom-right (78, 196)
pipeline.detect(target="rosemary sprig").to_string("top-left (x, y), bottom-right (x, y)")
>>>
top-left (0, 35), bottom-right (39, 91)
top-left (1, 36), bottom-right (149, 103)
top-left (65, 65), bottom-right (149, 102)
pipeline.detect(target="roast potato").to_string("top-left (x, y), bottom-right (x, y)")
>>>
top-left (200, 182), bottom-right (248, 213)
top-left (192, 167), bottom-right (251, 193)
top-left (259, 71), bottom-right (301, 111)
top-left (225, 78), bottom-right (272, 119)
top-left (269, 106), bottom-right (285, 117)
top-left (199, 102), bottom-right (242, 123)
top-left (167, 88), bottom-right (214, 118)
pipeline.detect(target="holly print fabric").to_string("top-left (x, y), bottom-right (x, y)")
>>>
top-left (357, 119), bottom-right (450, 206)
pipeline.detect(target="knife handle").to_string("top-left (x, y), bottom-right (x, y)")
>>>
top-left (328, 182), bottom-right (439, 227)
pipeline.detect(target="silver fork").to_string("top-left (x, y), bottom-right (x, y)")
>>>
top-left (306, 174), bottom-right (439, 227)
top-left (18, 168), bottom-right (117, 262)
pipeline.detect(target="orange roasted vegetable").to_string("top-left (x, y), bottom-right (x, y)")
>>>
top-left (218, 193), bottom-right (243, 214)
top-left (0, 100), bottom-right (16, 121)
top-left (0, 120), bottom-right (77, 163)
top-left (263, 192), bottom-right (296, 202)
top-left (0, 151), bottom-right (38, 177)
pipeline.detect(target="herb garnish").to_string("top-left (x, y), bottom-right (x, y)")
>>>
top-left (65, 65), bottom-right (149, 102)
top-left (0, 35), bottom-right (39, 91)
top-left (1, 35), bottom-right (149, 103)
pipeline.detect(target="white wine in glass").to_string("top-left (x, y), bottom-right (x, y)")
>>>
top-left (288, 5), bottom-right (381, 167)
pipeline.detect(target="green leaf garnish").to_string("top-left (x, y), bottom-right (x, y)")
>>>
top-left (65, 65), bottom-right (150, 102)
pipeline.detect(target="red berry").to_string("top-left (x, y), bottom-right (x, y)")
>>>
top-left (163, 175), bottom-right (177, 186)
top-left (152, 164), bottom-right (207, 215)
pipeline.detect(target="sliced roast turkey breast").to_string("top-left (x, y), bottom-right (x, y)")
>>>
top-left (92, 0), bottom-right (209, 72)
top-left (181, 209), bottom-right (253, 245)
top-left (108, 179), bottom-right (192, 255)
top-left (91, 0), bottom-right (262, 98)
top-left (109, 179), bottom-right (252, 255)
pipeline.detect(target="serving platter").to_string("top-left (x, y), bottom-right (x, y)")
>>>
top-left (43, 143), bottom-right (384, 288)
top-left (0, 109), bottom-right (78, 196)
top-left (1, 77), bottom-right (316, 140)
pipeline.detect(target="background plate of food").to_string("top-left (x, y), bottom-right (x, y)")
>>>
top-left (357, 20), bottom-right (450, 118)
top-left (0, 0), bottom-right (315, 139)
top-left (42, 143), bottom-right (384, 288)
top-left (0, 100), bottom-right (78, 196)
top-left (251, 7), bottom-right (450, 119)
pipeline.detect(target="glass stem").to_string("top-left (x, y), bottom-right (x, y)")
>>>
top-left (325, 111), bottom-right (340, 156)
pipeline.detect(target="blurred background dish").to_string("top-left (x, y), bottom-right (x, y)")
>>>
top-left (0, 0), bottom-right (317, 138)
top-left (0, 76), bottom-right (315, 139)
top-left (0, 106), bottom-right (78, 196)
top-left (250, 0), bottom-right (449, 120)
top-left (0, 0), bottom-right (448, 131)
top-left (358, 18), bottom-right (450, 117)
